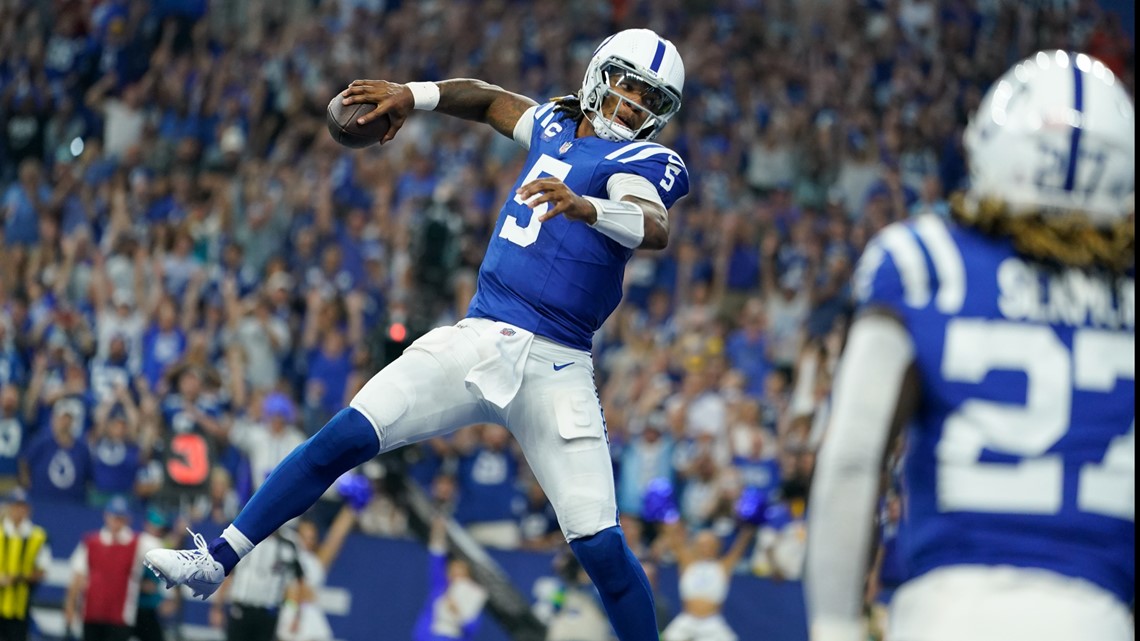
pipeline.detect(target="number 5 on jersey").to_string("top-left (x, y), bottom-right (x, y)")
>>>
top-left (660, 155), bottom-right (683, 191)
top-left (501, 154), bottom-right (573, 248)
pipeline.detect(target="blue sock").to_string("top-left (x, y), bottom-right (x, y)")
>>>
top-left (211, 407), bottom-right (379, 574)
top-left (208, 537), bottom-right (240, 574)
top-left (570, 526), bottom-right (658, 641)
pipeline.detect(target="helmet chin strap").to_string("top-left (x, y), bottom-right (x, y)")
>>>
top-left (590, 112), bottom-right (635, 142)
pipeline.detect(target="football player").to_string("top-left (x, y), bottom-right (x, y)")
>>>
top-left (146, 29), bottom-right (687, 641)
top-left (805, 50), bottom-right (1134, 641)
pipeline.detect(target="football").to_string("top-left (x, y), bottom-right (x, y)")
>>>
top-left (326, 94), bottom-right (391, 149)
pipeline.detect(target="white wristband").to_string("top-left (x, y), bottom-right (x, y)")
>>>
top-left (407, 82), bottom-right (440, 111)
top-left (584, 196), bottom-right (645, 249)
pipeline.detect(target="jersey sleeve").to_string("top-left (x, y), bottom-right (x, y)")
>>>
top-left (601, 143), bottom-right (690, 209)
top-left (512, 104), bottom-right (539, 149)
top-left (852, 223), bottom-right (928, 319)
top-left (853, 238), bottom-right (903, 316)
top-left (855, 216), bottom-right (970, 322)
top-left (515, 101), bottom-right (566, 150)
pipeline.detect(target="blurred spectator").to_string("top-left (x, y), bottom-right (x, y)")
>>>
top-left (300, 290), bottom-right (365, 428)
top-left (0, 324), bottom-right (24, 391)
top-left (228, 391), bottom-right (305, 491)
top-left (517, 480), bottom-right (562, 552)
top-left (657, 521), bottom-right (755, 641)
top-left (616, 416), bottom-right (675, 521)
top-left (908, 174), bottom-right (951, 219)
top-left (453, 425), bottom-right (523, 550)
top-left (0, 386), bottom-right (25, 494)
top-left (88, 387), bottom-right (144, 507)
top-left (19, 400), bottom-right (91, 502)
top-left (355, 478), bottom-right (409, 539)
top-left (161, 366), bottom-right (224, 442)
top-left (862, 160), bottom-right (919, 220)
top-left (277, 507), bottom-right (357, 641)
top-left (748, 502), bottom-right (806, 582)
top-left (674, 444), bottom-right (735, 530)
top-left (212, 525), bottom-right (306, 641)
top-left (64, 497), bottom-right (162, 641)
top-left (226, 287), bottom-right (291, 394)
top-left (760, 233), bottom-right (812, 371)
top-left (723, 298), bottom-right (771, 400)
top-left (2, 160), bottom-right (49, 252)
top-left (640, 557), bottom-right (674, 635)
top-left (188, 466), bottom-right (241, 528)
top-left (90, 334), bottom-right (141, 405)
top-left (538, 550), bottom-right (615, 641)
top-left (0, 489), bottom-right (50, 641)
top-left (865, 491), bottom-right (905, 641)
top-left (413, 513), bottom-right (488, 641)
top-left (83, 74), bottom-right (148, 163)
top-left (711, 215), bottom-right (761, 318)
top-left (665, 369), bottom-right (727, 447)
top-left (135, 509), bottom-right (180, 641)
top-left (140, 298), bottom-right (187, 394)
top-left (745, 119), bottom-right (798, 198)
top-left (730, 426), bottom-right (781, 503)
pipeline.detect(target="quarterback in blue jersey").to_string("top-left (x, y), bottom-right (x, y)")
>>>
top-left (146, 29), bottom-right (687, 641)
top-left (806, 51), bottom-right (1135, 641)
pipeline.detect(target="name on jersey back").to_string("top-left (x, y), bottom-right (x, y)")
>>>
top-left (997, 257), bottom-right (1135, 330)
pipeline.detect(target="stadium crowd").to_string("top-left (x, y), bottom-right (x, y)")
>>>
top-left (0, 0), bottom-right (1134, 606)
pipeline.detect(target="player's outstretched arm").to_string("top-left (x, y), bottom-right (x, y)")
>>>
top-left (432, 79), bottom-right (537, 138)
top-left (804, 310), bottom-right (917, 641)
top-left (628, 195), bottom-right (669, 250)
top-left (341, 79), bottom-right (536, 144)
top-left (520, 179), bottom-right (671, 251)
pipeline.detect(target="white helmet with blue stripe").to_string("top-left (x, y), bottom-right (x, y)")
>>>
top-left (964, 50), bottom-right (1134, 226)
top-left (581, 29), bottom-right (685, 143)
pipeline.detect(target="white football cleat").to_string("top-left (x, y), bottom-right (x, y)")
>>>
top-left (145, 529), bottom-right (226, 600)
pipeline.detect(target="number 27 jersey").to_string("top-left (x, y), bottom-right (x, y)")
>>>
top-left (855, 215), bottom-right (1135, 605)
top-left (466, 101), bottom-right (689, 351)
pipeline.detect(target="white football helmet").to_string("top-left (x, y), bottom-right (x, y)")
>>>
top-left (581, 29), bottom-right (684, 142)
top-left (964, 50), bottom-right (1135, 226)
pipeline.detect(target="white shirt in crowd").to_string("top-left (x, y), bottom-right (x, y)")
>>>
top-left (228, 417), bottom-right (306, 490)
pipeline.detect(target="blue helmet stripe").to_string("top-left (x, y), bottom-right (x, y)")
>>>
top-left (650, 39), bottom-right (666, 74)
top-left (1063, 61), bottom-right (1084, 192)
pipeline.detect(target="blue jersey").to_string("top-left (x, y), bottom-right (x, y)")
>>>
top-left (855, 215), bottom-right (1135, 604)
top-left (453, 447), bottom-right (522, 525)
top-left (467, 101), bottom-right (690, 351)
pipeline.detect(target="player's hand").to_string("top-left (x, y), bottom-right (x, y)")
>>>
top-left (517, 178), bottom-right (596, 224)
top-left (340, 79), bottom-right (413, 145)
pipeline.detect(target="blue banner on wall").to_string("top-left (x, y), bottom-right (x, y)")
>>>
top-left (32, 500), bottom-right (808, 641)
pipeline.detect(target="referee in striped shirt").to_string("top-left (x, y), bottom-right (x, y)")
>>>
top-left (209, 527), bottom-right (304, 641)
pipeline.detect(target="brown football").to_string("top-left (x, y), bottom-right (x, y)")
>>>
top-left (326, 94), bottom-right (391, 149)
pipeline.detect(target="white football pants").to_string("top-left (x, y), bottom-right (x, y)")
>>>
top-left (889, 565), bottom-right (1133, 641)
top-left (349, 318), bottom-right (617, 541)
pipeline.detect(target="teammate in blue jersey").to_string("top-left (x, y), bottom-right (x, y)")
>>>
top-left (145, 29), bottom-right (687, 641)
top-left (806, 50), bottom-right (1134, 641)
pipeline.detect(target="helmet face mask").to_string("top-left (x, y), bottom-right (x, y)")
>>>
top-left (601, 62), bottom-right (680, 118)
top-left (581, 30), bottom-right (685, 142)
